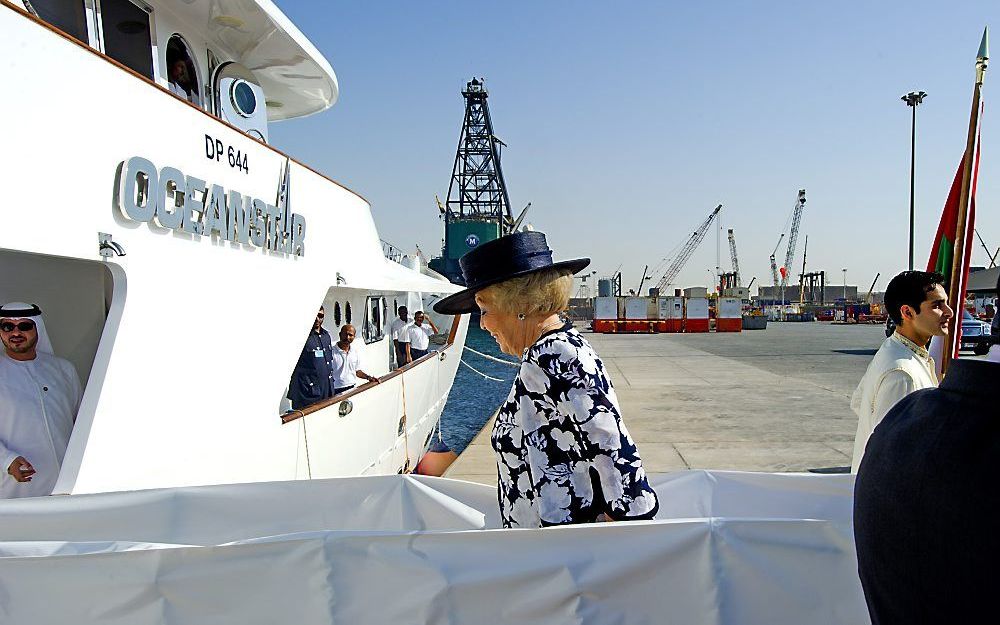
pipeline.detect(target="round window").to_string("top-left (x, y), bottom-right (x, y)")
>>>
top-left (333, 302), bottom-right (342, 326)
top-left (231, 80), bottom-right (257, 117)
top-left (345, 302), bottom-right (352, 324)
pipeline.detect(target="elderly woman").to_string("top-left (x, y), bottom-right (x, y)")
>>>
top-left (434, 232), bottom-right (658, 528)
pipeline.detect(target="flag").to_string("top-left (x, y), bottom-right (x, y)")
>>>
top-left (926, 129), bottom-right (982, 365)
top-left (926, 140), bottom-right (980, 288)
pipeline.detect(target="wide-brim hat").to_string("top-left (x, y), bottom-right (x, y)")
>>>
top-left (433, 231), bottom-right (590, 315)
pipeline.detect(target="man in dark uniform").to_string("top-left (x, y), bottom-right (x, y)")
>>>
top-left (854, 358), bottom-right (1000, 624)
top-left (288, 307), bottom-right (335, 410)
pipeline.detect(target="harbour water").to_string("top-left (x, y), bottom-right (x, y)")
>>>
top-left (439, 323), bottom-right (516, 453)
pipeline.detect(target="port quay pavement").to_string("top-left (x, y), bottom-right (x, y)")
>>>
top-left (448, 321), bottom-right (913, 484)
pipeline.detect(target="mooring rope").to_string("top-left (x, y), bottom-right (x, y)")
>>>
top-left (460, 358), bottom-right (508, 382)
top-left (463, 346), bottom-right (519, 367)
top-left (302, 418), bottom-right (312, 479)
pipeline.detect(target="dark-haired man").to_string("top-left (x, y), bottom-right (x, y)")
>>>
top-left (389, 306), bottom-right (410, 368)
top-left (990, 273), bottom-right (1000, 362)
top-left (288, 307), bottom-right (334, 410)
top-left (401, 311), bottom-right (438, 364)
top-left (855, 359), bottom-right (1000, 623)
top-left (850, 271), bottom-right (952, 472)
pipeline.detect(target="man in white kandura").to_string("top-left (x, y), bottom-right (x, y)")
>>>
top-left (0, 303), bottom-right (82, 497)
top-left (851, 271), bottom-right (951, 473)
top-left (401, 310), bottom-right (439, 364)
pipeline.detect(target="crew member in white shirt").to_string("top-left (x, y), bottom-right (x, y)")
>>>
top-left (330, 324), bottom-right (379, 395)
top-left (851, 271), bottom-right (952, 472)
top-left (401, 311), bottom-right (439, 364)
top-left (389, 306), bottom-right (410, 368)
top-left (0, 302), bottom-right (81, 498)
top-left (989, 275), bottom-right (1000, 363)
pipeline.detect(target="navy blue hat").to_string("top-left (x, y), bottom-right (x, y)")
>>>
top-left (433, 231), bottom-right (590, 315)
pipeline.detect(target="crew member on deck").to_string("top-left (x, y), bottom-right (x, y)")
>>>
top-left (166, 40), bottom-right (200, 106)
top-left (331, 324), bottom-right (378, 395)
top-left (401, 311), bottom-right (438, 363)
top-left (390, 306), bottom-right (410, 368)
top-left (0, 302), bottom-right (81, 498)
top-left (288, 307), bottom-right (334, 410)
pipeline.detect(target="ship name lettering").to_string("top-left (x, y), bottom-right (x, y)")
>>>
top-left (116, 156), bottom-right (306, 256)
top-left (205, 134), bottom-right (249, 174)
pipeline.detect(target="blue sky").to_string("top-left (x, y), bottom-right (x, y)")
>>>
top-left (270, 1), bottom-right (1000, 295)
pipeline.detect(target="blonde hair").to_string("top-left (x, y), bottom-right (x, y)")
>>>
top-left (478, 267), bottom-right (573, 316)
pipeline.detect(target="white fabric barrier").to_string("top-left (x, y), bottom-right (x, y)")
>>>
top-left (0, 471), bottom-right (868, 624)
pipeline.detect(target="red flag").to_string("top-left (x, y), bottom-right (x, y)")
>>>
top-left (926, 131), bottom-right (981, 359)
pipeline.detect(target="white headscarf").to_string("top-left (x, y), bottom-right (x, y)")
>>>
top-left (0, 302), bottom-right (54, 355)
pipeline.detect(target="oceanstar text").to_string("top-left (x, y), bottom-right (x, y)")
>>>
top-left (116, 156), bottom-right (306, 256)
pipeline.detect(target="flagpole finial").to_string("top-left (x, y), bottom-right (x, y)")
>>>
top-left (976, 27), bottom-right (989, 82)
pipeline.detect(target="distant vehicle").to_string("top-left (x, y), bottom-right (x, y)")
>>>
top-left (884, 310), bottom-right (991, 355)
top-left (960, 310), bottom-right (992, 355)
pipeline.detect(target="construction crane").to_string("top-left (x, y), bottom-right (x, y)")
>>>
top-left (655, 204), bottom-right (723, 292)
top-left (975, 229), bottom-right (998, 268)
top-left (865, 273), bottom-right (880, 304)
top-left (636, 265), bottom-right (650, 295)
top-left (727, 229), bottom-right (741, 287)
top-left (798, 235), bottom-right (809, 305)
top-left (769, 234), bottom-right (785, 287)
top-left (780, 189), bottom-right (807, 290)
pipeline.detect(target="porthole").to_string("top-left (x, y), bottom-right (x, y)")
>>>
top-left (231, 79), bottom-right (257, 117)
top-left (333, 302), bottom-right (342, 326)
top-left (345, 302), bottom-right (352, 324)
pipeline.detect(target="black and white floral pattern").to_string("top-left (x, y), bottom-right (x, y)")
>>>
top-left (491, 323), bottom-right (659, 528)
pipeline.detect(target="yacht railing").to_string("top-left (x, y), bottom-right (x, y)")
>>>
top-left (280, 313), bottom-right (462, 424)
top-left (381, 239), bottom-right (407, 265)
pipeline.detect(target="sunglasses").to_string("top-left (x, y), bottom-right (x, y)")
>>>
top-left (0, 321), bottom-right (36, 333)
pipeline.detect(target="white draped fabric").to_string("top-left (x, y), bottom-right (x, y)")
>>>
top-left (0, 471), bottom-right (868, 624)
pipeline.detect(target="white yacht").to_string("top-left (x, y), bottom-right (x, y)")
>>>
top-left (0, 4), bottom-right (873, 624)
top-left (0, 0), bottom-right (468, 494)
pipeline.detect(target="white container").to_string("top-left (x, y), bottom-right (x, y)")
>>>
top-left (685, 297), bottom-right (709, 319)
top-left (594, 296), bottom-right (620, 320)
top-left (718, 297), bottom-right (742, 319)
top-left (624, 297), bottom-right (650, 320)
top-left (683, 286), bottom-right (709, 299)
top-left (657, 297), bottom-right (685, 320)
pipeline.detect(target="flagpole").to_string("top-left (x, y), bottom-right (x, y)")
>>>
top-left (942, 27), bottom-right (989, 375)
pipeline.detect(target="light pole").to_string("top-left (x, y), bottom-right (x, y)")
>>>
top-left (902, 90), bottom-right (927, 271)
top-left (842, 268), bottom-right (847, 300)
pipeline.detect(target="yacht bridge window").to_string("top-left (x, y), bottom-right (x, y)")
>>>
top-left (22, 0), bottom-right (88, 44)
top-left (99, 0), bottom-right (154, 80)
top-left (166, 35), bottom-right (201, 107)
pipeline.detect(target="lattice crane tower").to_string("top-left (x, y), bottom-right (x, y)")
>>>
top-left (728, 229), bottom-right (741, 287)
top-left (779, 189), bottom-right (807, 290)
top-left (445, 78), bottom-right (513, 224)
top-left (429, 78), bottom-right (515, 284)
top-left (655, 204), bottom-right (722, 292)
